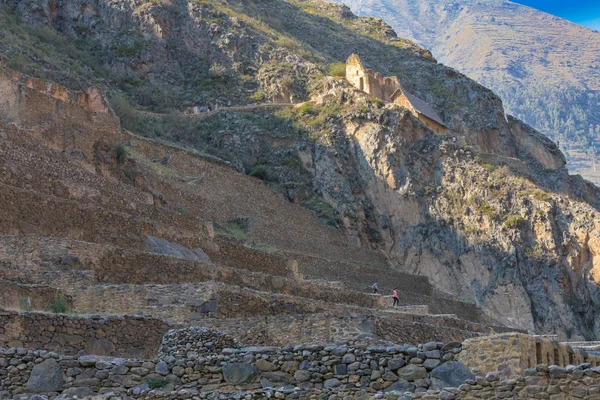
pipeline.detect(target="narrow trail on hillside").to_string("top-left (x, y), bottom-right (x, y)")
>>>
top-left (139, 102), bottom-right (304, 119)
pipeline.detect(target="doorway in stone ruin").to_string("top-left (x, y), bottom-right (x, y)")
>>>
top-left (359, 77), bottom-right (364, 91)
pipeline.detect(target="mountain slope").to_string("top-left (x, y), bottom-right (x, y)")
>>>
top-left (1, 0), bottom-right (600, 339)
top-left (335, 0), bottom-right (600, 184)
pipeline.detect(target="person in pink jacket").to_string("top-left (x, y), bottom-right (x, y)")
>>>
top-left (392, 288), bottom-right (399, 306)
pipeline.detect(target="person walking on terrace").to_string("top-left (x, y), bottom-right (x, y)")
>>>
top-left (372, 282), bottom-right (380, 295)
top-left (392, 288), bottom-right (399, 306)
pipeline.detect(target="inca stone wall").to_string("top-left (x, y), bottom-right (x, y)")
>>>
top-left (0, 311), bottom-right (168, 358)
top-left (0, 63), bottom-right (121, 162)
top-left (2, 333), bottom-right (600, 399)
top-left (197, 312), bottom-right (511, 347)
top-left (457, 333), bottom-right (600, 378)
top-left (0, 335), bottom-right (467, 398)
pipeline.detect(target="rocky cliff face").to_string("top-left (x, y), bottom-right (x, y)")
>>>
top-left (333, 0), bottom-right (600, 185)
top-left (1, 0), bottom-right (600, 339)
top-left (295, 80), bottom-right (600, 339)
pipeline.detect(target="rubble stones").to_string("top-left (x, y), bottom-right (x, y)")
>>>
top-left (159, 327), bottom-right (238, 358)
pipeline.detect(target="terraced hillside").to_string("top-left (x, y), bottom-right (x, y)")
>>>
top-left (1, 0), bottom-right (600, 343)
top-left (0, 63), bottom-right (512, 350)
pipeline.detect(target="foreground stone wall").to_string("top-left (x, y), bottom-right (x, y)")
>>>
top-left (0, 338), bottom-right (465, 398)
top-left (457, 333), bottom-right (600, 378)
top-left (0, 311), bottom-right (168, 358)
top-left (2, 339), bottom-right (599, 399)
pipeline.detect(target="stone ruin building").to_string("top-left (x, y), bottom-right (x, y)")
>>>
top-left (346, 54), bottom-right (447, 134)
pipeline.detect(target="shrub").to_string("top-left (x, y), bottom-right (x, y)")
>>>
top-left (250, 90), bottom-right (266, 102)
top-left (114, 144), bottom-right (129, 165)
top-left (328, 62), bottom-right (346, 77)
top-left (369, 97), bottom-right (384, 108)
top-left (479, 202), bottom-right (494, 218)
top-left (304, 197), bottom-right (337, 227)
top-left (297, 102), bottom-right (316, 116)
top-left (51, 294), bottom-right (67, 313)
top-left (248, 164), bottom-right (279, 182)
top-left (113, 42), bottom-right (143, 58)
top-left (534, 191), bottom-right (551, 202)
top-left (214, 218), bottom-right (250, 240)
top-left (480, 163), bottom-right (496, 172)
top-left (503, 215), bottom-right (526, 229)
top-left (19, 297), bottom-right (33, 312)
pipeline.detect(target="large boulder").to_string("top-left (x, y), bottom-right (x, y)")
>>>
top-left (222, 363), bottom-right (260, 384)
top-left (27, 359), bottom-right (64, 393)
top-left (430, 362), bottom-right (474, 389)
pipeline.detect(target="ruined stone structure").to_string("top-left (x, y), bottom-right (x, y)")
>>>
top-left (345, 54), bottom-right (447, 134)
top-left (345, 54), bottom-right (401, 102)
top-left (390, 88), bottom-right (447, 134)
top-left (457, 333), bottom-right (600, 378)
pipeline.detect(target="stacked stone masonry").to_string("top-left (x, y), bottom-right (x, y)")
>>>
top-left (1, 332), bottom-right (600, 399)
top-left (0, 311), bottom-right (168, 358)
top-left (457, 333), bottom-right (600, 378)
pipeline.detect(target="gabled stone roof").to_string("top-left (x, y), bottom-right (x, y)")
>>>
top-left (391, 88), bottom-right (446, 127)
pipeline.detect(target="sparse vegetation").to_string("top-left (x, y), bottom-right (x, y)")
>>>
top-left (214, 218), bottom-right (250, 240)
top-left (328, 62), bottom-right (346, 77)
top-left (50, 294), bottom-right (67, 314)
top-left (248, 164), bottom-right (279, 183)
top-left (19, 297), bottom-right (33, 312)
top-left (479, 202), bottom-right (494, 218)
top-left (304, 197), bottom-right (337, 227)
top-left (115, 144), bottom-right (130, 165)
top-left (533, 191), bottom-right (551, 202)
top-left (113, 42), bottom-right (143, 58)
top-left (503, 215), bottom-right (526, 229)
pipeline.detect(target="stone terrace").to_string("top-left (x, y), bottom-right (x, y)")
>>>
top-left (0, 67), bottom-right (518, 371)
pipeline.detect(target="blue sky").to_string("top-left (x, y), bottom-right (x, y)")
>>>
top-left (513, 0), bottom-right (600, 30)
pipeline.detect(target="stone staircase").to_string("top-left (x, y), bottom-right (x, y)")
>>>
top-left (0, 68), bottom-right (520, 354)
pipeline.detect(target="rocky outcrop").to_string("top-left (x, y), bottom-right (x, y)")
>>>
top-left (288, 81), bottom-right (600, 339)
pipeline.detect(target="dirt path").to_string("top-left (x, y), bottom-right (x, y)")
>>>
top-left (140, 102), bottom-right (301, 120)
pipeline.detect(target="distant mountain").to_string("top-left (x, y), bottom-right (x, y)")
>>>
top-left (335, 0), bottom-right (600, 183)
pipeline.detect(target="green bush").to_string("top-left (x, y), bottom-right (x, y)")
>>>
top-left (113, 42), bottom-right (143, 58)
top-left (214, 218), bottom-right (250, 240)
top-left (114, 144), bottom-right (129, 166)
top-left (479, 202), bottom-right (494, 218)
top-left (534, 191), bottom-right (551, 202)
top-left (328, 62), bottom-right (346, 77)
top-left (503, 215), bottom-right (526, 229)
top-left (51, 294), bottom-right (67, 314)
top-left (19, 297), bottom-right (33, 312)
top-left (369, 97), bottom-right (384, 108)
top-left (248, 164), bottom-right (279, 182)
top-left (297, 102), bottom-right (316, 116)
top-left (304, 197), bottom-right (337, 227)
